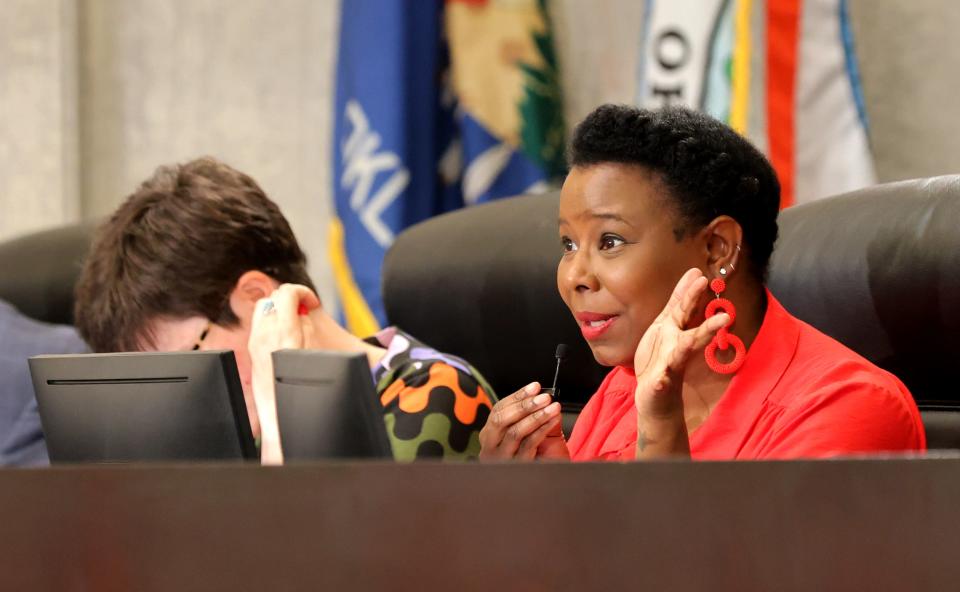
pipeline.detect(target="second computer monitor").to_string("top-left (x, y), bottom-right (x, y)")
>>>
top-left (273, 350), bottom-right (393, 460)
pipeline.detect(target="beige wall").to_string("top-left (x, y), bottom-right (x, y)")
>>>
top-left (76, 0), bottom-right (341, 308)
top-left (0, 0), bottom-right (79, 239)
top-left (1, 0), bottom-right (959, 309)
top-left (551, 0), bottom-right (644, 124)
top-left (850, 0), bottom-right (960, 183)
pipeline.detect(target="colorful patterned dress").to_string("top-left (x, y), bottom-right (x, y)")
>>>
top-left (366, 328), bottom-right (496, 461)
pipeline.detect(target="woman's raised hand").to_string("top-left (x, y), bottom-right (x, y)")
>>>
top-left (632, 268), bottom-right (729, 456)
top-left (248, 283), bottom-right (322, 465)
top-left (478, 382), bottom-right (568, 461)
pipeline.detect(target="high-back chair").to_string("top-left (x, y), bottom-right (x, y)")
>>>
top-left (769, 176), bottom-right (960, 448)
top-left (384, 176), bottom-right (960, 448)
top-left (0, 222), bottom-right (96, 326)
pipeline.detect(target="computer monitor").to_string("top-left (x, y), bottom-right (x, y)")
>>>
top-left (273, 350), bottom-right (393, 460)
top-left (29, 350), bottom-right (258, 463)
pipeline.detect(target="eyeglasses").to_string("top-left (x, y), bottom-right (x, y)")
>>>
top-left (190, 321), bottom-right (211, 351)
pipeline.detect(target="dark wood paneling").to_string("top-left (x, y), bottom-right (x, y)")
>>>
top-left (0, 458), bottom-right (956, 591)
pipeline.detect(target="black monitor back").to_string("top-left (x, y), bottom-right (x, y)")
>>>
top-left (273, 350), bottom-right (393, 460)
top-left (29, 351), bottom-right (257, 462)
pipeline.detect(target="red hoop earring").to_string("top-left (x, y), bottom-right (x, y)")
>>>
top-left (703, 274), bottom-right (746, 374)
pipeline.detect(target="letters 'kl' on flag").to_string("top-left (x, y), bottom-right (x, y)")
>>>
top-left (331, 0), bottom-right (565, 333)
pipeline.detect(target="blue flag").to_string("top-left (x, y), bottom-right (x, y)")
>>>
top-left (331, 0), bottom-right (565, 333)
top-left (331, 0), bottom-right (451, 334)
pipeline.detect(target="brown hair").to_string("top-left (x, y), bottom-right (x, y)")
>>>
top-left (75, 157), bottom-right (314, 352)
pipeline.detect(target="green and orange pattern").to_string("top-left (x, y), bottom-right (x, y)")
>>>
top-left (368, 328), bottom-right (496, 461)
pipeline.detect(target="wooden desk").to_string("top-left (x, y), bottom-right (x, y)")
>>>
top-left (0, 457), bottom-right (957, 591)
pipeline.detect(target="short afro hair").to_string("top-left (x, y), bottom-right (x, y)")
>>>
top-left (568, 104), bottom-right (780, 281)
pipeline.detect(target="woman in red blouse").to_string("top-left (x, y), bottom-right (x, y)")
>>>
top-left (479, 105), bottom-right (925, 461)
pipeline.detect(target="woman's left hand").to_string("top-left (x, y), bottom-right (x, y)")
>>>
top-left (632, 268), bottom-right (729, 457)
top-left (248, 284), bottom-right (322, 465)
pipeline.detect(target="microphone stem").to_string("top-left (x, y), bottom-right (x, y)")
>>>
top-left (550, 358), bottom-right (561, 394)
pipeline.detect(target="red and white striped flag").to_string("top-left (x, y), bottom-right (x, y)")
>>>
top-left (637, 0), bottom-right (875, 207)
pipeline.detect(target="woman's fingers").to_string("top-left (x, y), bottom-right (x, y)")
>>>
top-left (482, 388), bottom-right (553, 442)
top-left (633, 324), bottom-right (662, 376)
top-left (497, 402), bottom-right (562, 456)
top-left (271, 285), bottom-right (307, 349)
top-left (659, 268), bottom-right (697, 319)
top-left (495, 382), bottom-right (540, 408)
top-left (251, 297), bottom-right (273, 332)
top-left (272, 283), bottom-right (322, 311)
top-left (479, 383), bottom-right (537, 450)
top-left (660, 269), bottom-right (708, 329)
top-left (671, 274), bottom-right (709, 328)
top-left (668, 312), bottom-right (731, 372)
top-left (490, 382), bottom-right (555, 426)
top-left (515, 413), bottom-right (563, 460)
top-left (300, 313), bottom-right (317, 349)
top-left (691, 312), bottom-right (730, 349)
top-left (479, 383), bottom-right (560, 459)
top-left (267, 284), bottom-right (321, 350)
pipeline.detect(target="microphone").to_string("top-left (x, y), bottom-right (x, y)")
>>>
top-left (549, 344), bottom-right (567, 401)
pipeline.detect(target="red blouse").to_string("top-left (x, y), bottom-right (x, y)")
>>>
top-left (567, 291), bottom-right (926, 461)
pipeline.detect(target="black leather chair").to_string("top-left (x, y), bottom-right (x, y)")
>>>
top-left (384, 176), bottom-right (960, 449)
top-left (769, 176), bottom-right (960, 448)
top-left (0, 222), bottom-right (97, 326)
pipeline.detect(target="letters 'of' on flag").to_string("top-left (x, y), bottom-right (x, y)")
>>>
top-left (331, 0), bottom-right (565, 334)
top-left (637, 0), bottom-right (875, 207)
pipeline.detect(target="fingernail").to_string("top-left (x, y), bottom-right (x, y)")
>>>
top-left (546, 402), bottom-right (561, 415)
top-left (533, 393), bottom-right (551, 405)
top-left (524, 383), bottom-right (539, 396)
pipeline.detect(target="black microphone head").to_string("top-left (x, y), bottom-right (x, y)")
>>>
top-left (555, 343), bottom-right (568, 360)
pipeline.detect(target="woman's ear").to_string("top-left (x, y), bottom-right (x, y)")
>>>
top-left (228, 270), bottom-right (279, 327)
top-left (704, 216), bottom-right (744, 278)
